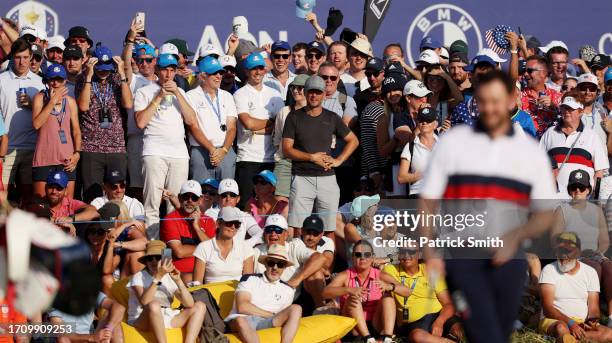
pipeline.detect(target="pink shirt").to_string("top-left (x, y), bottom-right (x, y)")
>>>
top-left (247, 198), bottom-right (288, 228)
top-left (33, 95), bottom-right (74, 167)
top-left (50, 197), bottom-right (87, 219)
top-left (340, 267), bottom-right (383, 321)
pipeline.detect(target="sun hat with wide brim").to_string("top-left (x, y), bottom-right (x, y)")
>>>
top-left (257, 244), bottom-right (294, 267)
top-left (138, 240), bottom-right (167, 264)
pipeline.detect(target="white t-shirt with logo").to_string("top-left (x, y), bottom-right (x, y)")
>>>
top-left (225, 273), bottom-right (295, 321)
top-left (186, 87), bottom-right (237, 147)
top-left (193, 237), bottom-right (254, 284)
top-left (0, 69), bottom-right (45, 150)
top-left (539, 261), bottom-right (599, 320)
top-left (233, 84), bottom-right (284, 163)
top-left (134, 83), bottom-right (192, 159)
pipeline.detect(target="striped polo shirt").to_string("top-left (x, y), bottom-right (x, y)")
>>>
top-left (421, 123), bottom-right (556, 238)
top-left (539, 121), bottom-right (609, 198)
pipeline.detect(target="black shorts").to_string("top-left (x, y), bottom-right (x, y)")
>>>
top-left (397, 312), bottom-right (460, 337)
top-left (32, 165), bottom-right (77, 182)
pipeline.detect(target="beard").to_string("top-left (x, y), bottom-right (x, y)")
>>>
top-left (557, 259), bottom-right (577, 273)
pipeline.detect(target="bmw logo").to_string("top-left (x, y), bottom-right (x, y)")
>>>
top-left (406, 4), bottom-right (482, 66)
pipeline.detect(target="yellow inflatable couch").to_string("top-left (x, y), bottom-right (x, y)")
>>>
top-left (110, 278), bottom-right (356, 343)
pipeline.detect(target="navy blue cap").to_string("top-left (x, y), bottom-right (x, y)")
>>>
top-left (46, 63), bottom-right (67, 80)
top-left (201, 178), bottom-right (220, 189)
top-left (93, 46), bottom-right (115, 71)
top-left (420, 36), bottom-right (442, 50)
top-left (47, 170), bottom-right (68, 189)
top-left (464, 55), bottom-right (496, 72)
top-left (365, 57), bottom-right (384, 72)
top-left (306, 41), bottom-right (325, 54)
top-left (302, 214), bottom-right (324, 233)
top-left (104, 169), bottom-right (125, 184)
top-left (271, 41), bottom-right (291, 52)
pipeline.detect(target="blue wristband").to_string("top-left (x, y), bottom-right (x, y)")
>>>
top-left (568, 319), bottom-right (576, 327)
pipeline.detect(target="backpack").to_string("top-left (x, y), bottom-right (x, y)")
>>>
top-left (191, 288), bottom-right (229, 342)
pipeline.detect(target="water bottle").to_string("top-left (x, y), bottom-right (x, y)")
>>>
top-left (537, 91), bottom-right (546, 111)
top-left (159, 94), bottom-right (174, 111)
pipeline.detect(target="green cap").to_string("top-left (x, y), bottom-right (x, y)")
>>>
top-left (290, 74), bottom-right (309, 87)
top-left (164, 38), bottom-right (194, 57)
top-left (449, 40), bottom-right (468, 55)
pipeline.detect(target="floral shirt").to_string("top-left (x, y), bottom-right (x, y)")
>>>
top-left (75, 73), bottom-right (127, 153)
top-left (520, 87), bottom-right (562, 138)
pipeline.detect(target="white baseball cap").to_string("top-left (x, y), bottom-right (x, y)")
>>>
top-left (218, 206), bottom-right (242, 222)
top-left (47, 36), bottom-right (65, 51)
top-left (560, 96), bottom-right (584, 110)
top-left (219, 55), bottom-right (237, 67)
top-left (198, 44), bottom-right (222, 59)
top-left (417, 49), bottom-right (440, 65)
top-left (159, 43), bottom-right (179, 56)
top-left (179, 180), bottom-right (202, 197)
top-left (218, 178), bottom-right (239, 195)
top-left (538, 40), bottom-right (568, 54)
top-left (19, 25), bottom-right (39, 38)
top-left (577, 73), bottom-right (599, 87)
top-left (264, 214), bottom-right (288, 230)
top-left (478, 48), bottom-right (507, 63)
top-left (439, 47), bottom-right (449, 60)
top-left (404, 80), bottom-right (432, 97)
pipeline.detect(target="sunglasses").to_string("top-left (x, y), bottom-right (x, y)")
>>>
top-left (365, 71), bottom-right (381, 78)
top-left (208, 69), bottom-right (226, 76)
top-left (264, 226), bottom-right (285, 235)
top-left (201, 188), bottom-right (218, 196)
top-left (249, 66), bottom-right (266, 71)
top-left (579, 85), bottom-right (598, 93)
top-left (144, 255), bottom-right (162, 262)
top-left (353, 251), bottom-right (373, 259)
top-left (47, 184), bottom-right (65, 191)
top-left (561, 85), bottom-right (571, 91)
top-left (220, 192), bottom-right (238, 199)
top-left (273, 54), bottom-right (290, 60)
top-left (254, 178), bottom-right (271, 186)
top-left (87, 228), bottom-right (107, 236)
top-left (224, 67), bottom-right (236, 75)
top-left (180, 194), bottom-right (200, 202)
top-left (266, 259), bottom-right (287, 269)
top-left (525, 68), bottom-right (542, 74)
top-left (110, 182), bottom-right (126, 190)
top-left (290, 86), bottom-right (304, 92)
top-left (64, 56), bottom-right (82, 62)
top-left (32, 55), bottom-right (42, 62)
top-left (418, 118), bottom-right (436, 124)
top-left (137, 58), bottom-right (154, 64)
top-left (569, 185), bottom-right (588, 192)
top-left (303, 229), bottom-right (321, 236)
top-left (551, 61), bottom-right (568, 66)
top-left (399, 249), bottom-right (418, 257)
top-left (70, 38), bottom-right (89, 44)
top-left (319, 74), bottom-right (338, 82)
top-left (223, 220), bottom-right (241, 229)
top-left (307, 53), bottom-right (323, 60)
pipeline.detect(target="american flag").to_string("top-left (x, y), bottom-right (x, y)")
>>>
top-left (485, 25), bottom-right (513, 56)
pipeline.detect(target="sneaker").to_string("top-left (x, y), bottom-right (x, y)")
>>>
top-left (365, 338), bottom-right (376, 343)
top-left (382, 336), bottom-right (394, 343)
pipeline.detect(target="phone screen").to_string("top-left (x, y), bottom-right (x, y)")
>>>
top-left (162, 248), bottom-right (172, 260)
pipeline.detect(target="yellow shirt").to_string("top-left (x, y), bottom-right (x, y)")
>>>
top-left (382, 263), bottom-right (446, 323)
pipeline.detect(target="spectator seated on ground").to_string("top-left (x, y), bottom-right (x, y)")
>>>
top-left (225, 244), bottom-right (303, 343)
top-left (90, 168), bottom-right (145, 220)
top-left (321, 240), bottom-right (396, 343)
top-left (539, 232), bottom-right (612, 343)
top-left (192, 206), bottom-right (255, 285)
top-left (252, 214), bottom-right (328, 307)
top-left (43, 170), bottom-right (99, 230)
top-left (105, 200), bottom-right (148, 278)
top-left (127, 240), bottom-right (206, 343)
top-left (297, 214), bottom-right (335, 277)
top-left (382, 246), bottom-right (464, 343)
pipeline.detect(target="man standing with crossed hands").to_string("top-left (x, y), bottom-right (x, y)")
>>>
top-left (282, 75), bottom-right (358, 239)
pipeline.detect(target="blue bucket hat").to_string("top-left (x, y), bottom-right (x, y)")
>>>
top-left (244, 52), bottom-right (266, 70)
top-left (198, 56), bottom-right (224, 74)
top-left (47, 170), bottom-right (68, 189)
top-left (93, 46), bottom-right (115, 71)
top-left (253, 170), bottom-right (277, 186)
top-left (157, 53), bottom-right (178, 68)
top-left (46, 63), bottom-right (67, 80)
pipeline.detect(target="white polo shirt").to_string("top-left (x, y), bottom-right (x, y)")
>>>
top-left (295, 235), bottom-right (335, 254)
top-left (233, 209), bottom-right (263, 247)
top-left (186, 87), bottom-right (237, 147)
top-left (134, 83), bottom-right (193, 159)
top-left (193, 237), bottom-right (254, 284)
top-left (90, 194), bottom-right (145, 220)
top-left (252, 240), bottom-right (314, 281)
top-left (421, 124), bottom-right (557, 239)
top-left (0, 69), bottom-right (44, 150)
top-left (263, 70), bottom-right (295, 100)
top-left (400, 135), bottom-right (438, 195)
top-left (225, 273), bottom-right (295, 321)
top-left (233, 83), bottom-right (284, 163)
top-left (539, 123), bottom-right (608, 198)
top-left (128, 74), bottom-right (157, 136)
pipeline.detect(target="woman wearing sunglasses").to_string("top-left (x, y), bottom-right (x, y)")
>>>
top-left (193, 206), bottom-right (255, 285)
top-left (127, 240), bottom-right (206, 343)
top-left (382, 246), bottom-right (464, 342)
top-left (246, 170), bottom-right (288, 228)
top-left (422, 64), bottom-right (463, 128)
top-left (32, 63), bottom-right (81, 199)
top-left (398, 106), bottom-right (439, 199)
top-left (322, 240), bottom-right (396, 343)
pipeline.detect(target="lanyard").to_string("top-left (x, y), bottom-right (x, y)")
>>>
top-left (354, 275), bottom-right (372, 303)
top-left (400, 276), bottom-right (419, 308)
top-left (91, 80), bottom-right (112, 109)
top-left (204, 90), bottom-right (222, 125)
top-left (46, 90), bottom-right (67, 126)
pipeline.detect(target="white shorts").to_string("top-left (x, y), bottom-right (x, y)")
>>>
top-left (128, 307), bottom-right (181, 328)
